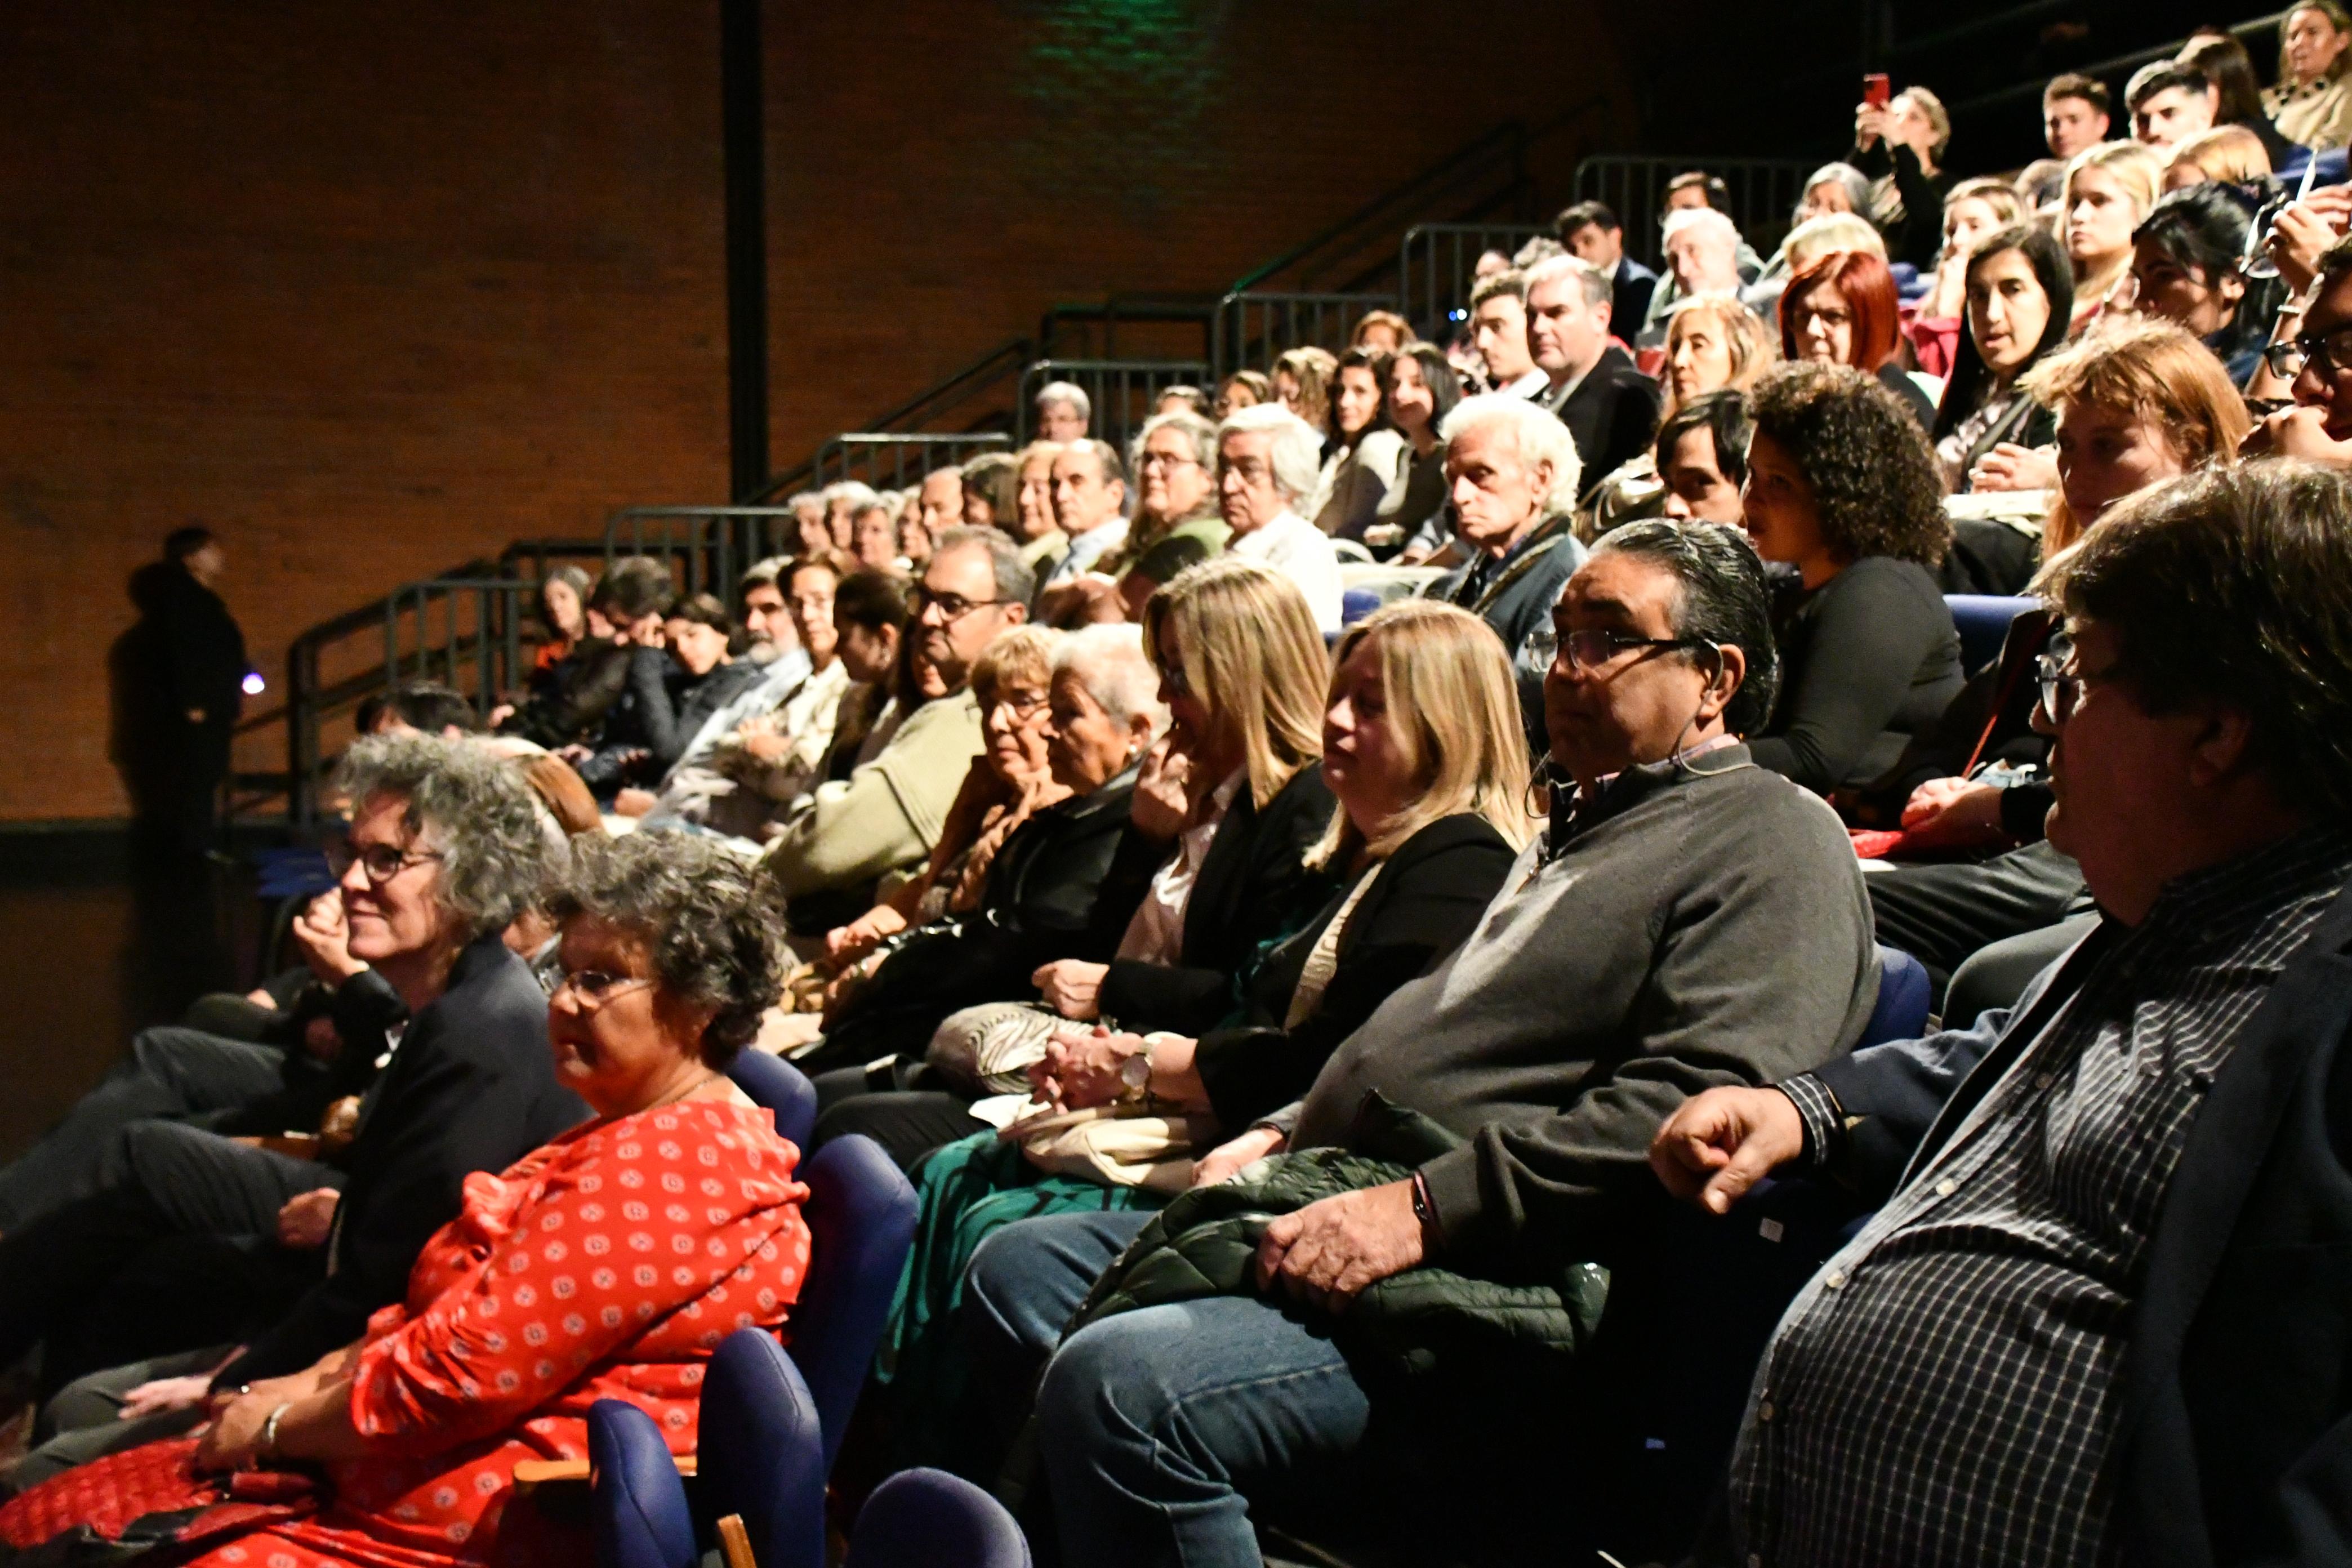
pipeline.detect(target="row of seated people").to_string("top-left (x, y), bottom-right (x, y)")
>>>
top-left (7, 406), bottom-right (2352, 1566)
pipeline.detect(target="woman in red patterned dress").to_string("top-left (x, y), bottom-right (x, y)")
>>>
top-left (0, 832), bottom-right (807, 1568)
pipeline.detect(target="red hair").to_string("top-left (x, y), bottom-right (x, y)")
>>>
top-left (1779, 250), bottom-right (1900, 373)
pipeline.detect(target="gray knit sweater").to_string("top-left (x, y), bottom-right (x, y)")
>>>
top-left (1287, 745), bottom-right (1878, 1266)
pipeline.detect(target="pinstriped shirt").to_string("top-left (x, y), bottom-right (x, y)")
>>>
top-left (1731, 827), bottom-right (2352, 1567)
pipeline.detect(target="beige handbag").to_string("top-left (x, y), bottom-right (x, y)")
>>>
top-left (1005, 1102), bottom-right (1211, 1193)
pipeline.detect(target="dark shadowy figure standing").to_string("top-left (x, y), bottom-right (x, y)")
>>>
top-left (118, 528), bottom-right (246, 863)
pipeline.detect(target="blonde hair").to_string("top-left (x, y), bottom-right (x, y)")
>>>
top-left (970, 625), bottom-right (1059, 710)
top-left (2164, 123), bottom-right (2271, 185)
top-left (1349, 310), bottom-right (1416, 349)
top-left (2064, 140), bottom-right (2166, 225)
top-left (1782, 212), bottom-right (1886, 274)
top-left (1894, 85), bottom-right (1951, 162)
top-left (1272, 346), bottom-right (1338, 432)
top-left (1308, 602), bottom-right (1534, 869)
top-left (2019, 317), bottom-right (2251, 554)
top-left (1943, 176), bottom-right (2024, 229)
top-left (1660, 296), bottom-right (1779, 419)
top-left (1139, 558), bottom-right (1327, 810)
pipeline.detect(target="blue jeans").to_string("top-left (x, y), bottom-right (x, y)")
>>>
top-left (964, 1210), bottom-right (1374, 1568)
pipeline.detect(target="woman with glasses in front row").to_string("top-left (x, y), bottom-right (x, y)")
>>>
top-left (2244, 227), bottom-right (2352, 465)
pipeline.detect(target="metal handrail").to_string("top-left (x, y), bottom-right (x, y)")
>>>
top-left (1946, 8), bottom-right (2292, 121)
top-left (745, 337), bottom-right (1033, 503)
top-left (1396, 222), bottom-right (1552, 336)
top-left (1210, 290), bottom-right (1401, 381)
top-left (813, 431), bottom-right (1013, 489)
top-left (1015, 359), bottom-right (1211, 445)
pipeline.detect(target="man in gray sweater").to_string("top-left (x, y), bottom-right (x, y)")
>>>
top-left (964, 520), bottom-right (1881, 1568)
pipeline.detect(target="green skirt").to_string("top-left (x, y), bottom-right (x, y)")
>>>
top-left (875, 1130), bottom-right (1166, 1475)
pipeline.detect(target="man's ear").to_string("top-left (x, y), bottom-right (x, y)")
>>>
top-left (1696, 643), bottom-right (1748, 724)
top-left (2184, 703), bottom-right (2259, 788)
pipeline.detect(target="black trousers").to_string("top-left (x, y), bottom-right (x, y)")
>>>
top-left (1865, 840), bottom-right (2092, 1008)
top-left (0, 1122), bottom-right (335, 1396)
top-left (0, 1026), bottom-right (328, 1232)
top-left (809, 1066), bottom-right (988, 1173)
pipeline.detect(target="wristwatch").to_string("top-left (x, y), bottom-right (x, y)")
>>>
top-left (1116, 1044), bottom-right (1153, 1107)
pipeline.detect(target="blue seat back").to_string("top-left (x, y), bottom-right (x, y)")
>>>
top-left (848, 1467), bottom-right (1032, 1568)
top-left (1944, 594), bottom-right (2034, 676)
top-left (726, 1050), bottom-right (819, 1152)
top-left (589, 1399), bottom-right (696, 1568)
top-left (698, 1328), bottom-right (827, 1568)
top-left (789, 1133), bottom-right (917, 1472)
top-left (1864, 945), bottom-right (1932, 1048)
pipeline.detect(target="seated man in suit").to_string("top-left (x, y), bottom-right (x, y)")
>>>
top-left (1558, 198), bottom-right (1658, 345)
top-left (1526, 255), bottom-right (1663, 501)
top-left (1654, 461), bottom-right (2352, 1567)
top-left (0, 736), bottom-right (583, 1490)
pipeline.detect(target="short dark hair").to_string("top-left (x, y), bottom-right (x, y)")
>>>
top-left (1554, 200), bottom-right (1621, 239)
top-left (593, 556), bottom-right (676, 622)
top-left (2127, 63), bottom-right (2211, 113)
top-left (1665, 171), bottom-right (1731, 210)
top-left (1750, 362), bottom-right (1950, 569)
top-left (356, 681), bottom-right (480, 737)
top-left (1656, 389), bottom-right (1754, 488)
top-left (549, 830), bottom-right (787, 1066)
top-left (2044, 72), bottom-right (2111, 114)
top-left (164, 526), bottom-right (216, 562)
top-left (2035, 461), bottom-right (2352, 819)
top-left (932, 524), bottom-right (1036, 607)
top-left (1591, 520), bottom-right (1781, 737)
top-left (666, 591), bottom-right (733, 635)
top-left (831, 569), bottom-right (910, 637)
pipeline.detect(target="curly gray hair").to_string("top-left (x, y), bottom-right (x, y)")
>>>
top-left (333, 734), bottom-right (554, 942)
top-left (548, 830), bottom-right (786, 1064)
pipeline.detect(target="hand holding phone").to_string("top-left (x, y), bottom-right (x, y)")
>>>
top-left (1863, 72), bottom-right (1891, 108)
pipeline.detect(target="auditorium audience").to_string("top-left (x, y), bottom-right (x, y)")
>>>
top-left (1374, 341), bottom-right (1467, 559)
top-left (1305, 347), bottom-right (1408, 541)
top-left (850, 498), bottom-right (904, 574)
top-left (2246, 234), bottom-right (2352, 462)
top-left (2129, 182), bottom-right (2277, 384)
top-left (2062, 140), bottom-right (2165, 329)
top-left (501, 557), bottom-right (673, 749)
top-left (1527, 256), bottom-right (1662, 495)
top-left (1744, 363), bottom-right (1962, 797)
top-left (1656, 461), bottom-right (2352, 1568)
top-left (2177, 28), bottom-right (2300, 167)
top-left (2162, 122), bottom-right (2273, 188)
top-left (2267, 1), bottom-right (2352, 148)
top-left (1468, 269), bottom-right (1545, 398)
top-left (823, 480), bottom-right (881, 551)
top-left (958, 450), bottom-right (1018, 534)
top-left (1556, 199), bottom-right (1661, 341)
top-left (874, 600), bottom-right (1528, 1471)
top-left (1, 830), bottom-right (805, 1566)
top-left (528, 567), bottom-right (590, 687)
top-left (1662, 297), bottom-right (1776, 421)
top-left (1210, 405), bottom-right (1344, 632)
top-left (1657, 390), bottom-right (1754, 524)
top-left (764, 530), bottom-right (1024, 931)
top-left (1033, 380), bottom-right (1090, 442)
top-left (576, 593), bottom-right (764, 798)
top-left (2044, 72), bottom-right (2113, 160)
top-left (1348, 310), bottom-right (1414, 354)
top-left (969, 519), bottom-right (1877, 1565)
top-left (1428, 394), bottom-right (1587, 745)
top-left (1916, 179), bottom-right (2024, 364)
top-left (1094, 409), bottom-right (1228, 616)
top-left (1931, 224), bottom-right (2073, 488)
top-left (1849, 83), bottom-right (1952, 268)
top-left (1213, 368), bottom-right (1271, 418)
top-left (1780, 248), bottom-right (1939, 427)
top-left (1643, 208), bottom-right (1748, 344)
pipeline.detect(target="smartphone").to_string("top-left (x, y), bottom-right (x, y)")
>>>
top-left (1863, 72), bottom-right (1891, 109)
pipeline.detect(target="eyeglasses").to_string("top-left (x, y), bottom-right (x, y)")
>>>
top-left (327, 840), bottom-right (444, 886)
top-left (1526, 627), bottom-right (1711, 671)
top-left (2262, 323), bottom-right (2352, 379)
top-left (994, 691), bottom-right (1051, 720)
top-left (915, 587), bottom-right (1005, 623)
top-left (2033, 647), bottom-right (2122, 727)
top-left (551, 969), bottom-right (656, 1008)
top-left (1138, 451), bottom-right (1201, 471)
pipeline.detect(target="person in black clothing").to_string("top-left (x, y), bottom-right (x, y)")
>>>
top-left (576, 593), bottom-right (763, 797)
top-left (1848, 83), bottom-right (1953, 270)
top-left (500, 555), bottom-right (673, 749)
top-left (1556, 200), bottom-right (1660, 359)
top-left (2178, 29), bottom-right (2306, 169)
top-left (2129, 182), bottom-right (2283, 386)
top-left (118, 528), bottom-right (245, 863)
top-left (1779, 248), bottom-right (1937, 430)
top-left (0, 736), bottom-right (579, 1477)
top-left (1741, 362), bottom-right (1962, 799)
top-left (1527, 255), bottom-right (1663, 500)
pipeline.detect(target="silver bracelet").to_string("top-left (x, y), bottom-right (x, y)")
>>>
top-left (260, 1402), bottom-right (292, 1458)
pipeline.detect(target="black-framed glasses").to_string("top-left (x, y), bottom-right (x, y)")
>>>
top-left (326, 840), bottom-right (443, 886)
top-left (2263, 323), bottom-right (2352, 378)
top-left (1526, 627), bottom-right (1710, 671)
top-left (1138, 451), bottom-right (1201, 471)
top-left (914, 587), bottom-right (1004, 623)
top-left (2035, 649), bottom-right (2122, 727)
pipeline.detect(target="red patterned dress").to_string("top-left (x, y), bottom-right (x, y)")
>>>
top-left (0, 1097), bottom-right (811, 1568)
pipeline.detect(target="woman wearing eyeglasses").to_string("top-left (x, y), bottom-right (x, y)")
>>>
top-left (0, 828), bottom-right (808, 1568)
top-left (1740, 363), bottom-right (1963, 802)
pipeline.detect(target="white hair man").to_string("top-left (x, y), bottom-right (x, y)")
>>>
top-left (821, 480), bottom-right (881, 552)
top-left (1524, 255), bottom-right (1663, 497)
top-left (1034, 381), bottom-right (1092, 443)
top-left (1429, 394), bottom-right (1588, 749)
top-left (1639, 208), bottom-right (1748, 348)
top-left (1214, 404), bottom-right (1342, 633)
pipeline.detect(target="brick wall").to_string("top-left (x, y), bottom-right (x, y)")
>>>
top-left (0, 0), bottom-right (1630, 821)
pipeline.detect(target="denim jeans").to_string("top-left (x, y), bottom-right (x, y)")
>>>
top-left (964, 1210), bottom-right (1374, 1568)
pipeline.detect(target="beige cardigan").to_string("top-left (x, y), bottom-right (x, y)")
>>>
top-left (764, 686), bottom-right (985, 899)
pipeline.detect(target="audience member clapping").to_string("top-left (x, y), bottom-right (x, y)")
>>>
top-left (1743, 363), bottom-right (1963, 797)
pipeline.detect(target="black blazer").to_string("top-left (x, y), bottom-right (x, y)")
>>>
top-left (1098, 762), bottom-right (1340, 1036)
top-left (214, 933), bottom-right (585, 1388)
top-left (1610, 260), bottom-right (1659, 344)
top-left (1809, 884), bottom-right (2352, 1566)
top-left (809, 769), bottom-right (1145, 1070)
top-left (1553, 345), bottom-right (1663, 500)
top-left (1192, 814), bottom-right (1516, 1131)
